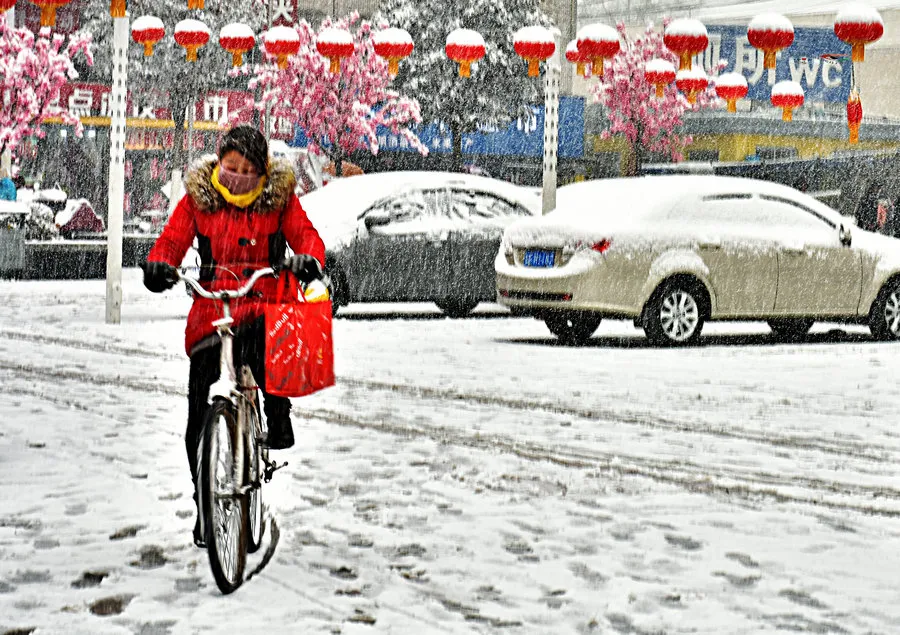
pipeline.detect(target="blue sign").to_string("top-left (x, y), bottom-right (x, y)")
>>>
top-left (702, 25), bottom-right (852, 104)
top-left (290, 96), bottom-right (585, 159)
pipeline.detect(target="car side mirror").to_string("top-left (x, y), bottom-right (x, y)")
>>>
top-left (363, 210), bottom-right (391, 229)
top-left (839, 223), bottom-right (852, 247)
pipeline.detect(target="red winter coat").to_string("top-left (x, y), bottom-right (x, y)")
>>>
top-left (147, 157), bottom-right (325, 357)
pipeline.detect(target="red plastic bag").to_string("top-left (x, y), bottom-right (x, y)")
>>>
top-left (264, 276), bottom-right (334, 398)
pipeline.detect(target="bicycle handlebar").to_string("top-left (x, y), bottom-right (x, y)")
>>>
top-left (177, 266), bottom-right (278, 301)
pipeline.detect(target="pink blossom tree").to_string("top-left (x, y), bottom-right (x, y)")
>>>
top-left (593, 21), bottom-right (723, 176)
top-left (247, 13), bottom-right (427, 176)
top-left (0, 17), bottom-right (93, 160)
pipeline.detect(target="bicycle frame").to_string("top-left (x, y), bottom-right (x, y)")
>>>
top-left (179, 267), bottom-right (275, 547)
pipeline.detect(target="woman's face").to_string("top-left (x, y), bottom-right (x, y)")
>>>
top-left (219, 150), bottom-right (259, 177)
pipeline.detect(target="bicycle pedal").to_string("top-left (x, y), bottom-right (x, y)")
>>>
top-left (263, 460), bottom-right (288, 483)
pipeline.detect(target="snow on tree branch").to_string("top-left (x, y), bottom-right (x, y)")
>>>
top-left (593, 20), bottom-right (724, 169)
top-left (0, 18), bottom-right (93, 158)
top-left (246, 13), bottom-right (427, 163)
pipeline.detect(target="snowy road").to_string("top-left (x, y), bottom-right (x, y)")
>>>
top-left (1, 270), bottom-right (899, 634)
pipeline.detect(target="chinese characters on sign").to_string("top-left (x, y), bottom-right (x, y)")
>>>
top-left (53, 83), bottom-right (297, 141)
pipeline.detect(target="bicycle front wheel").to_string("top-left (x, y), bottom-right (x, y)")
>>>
top-left (245, 395), bottom-right (265, 554)
top-left (200, 397), bottom-right (248, 594)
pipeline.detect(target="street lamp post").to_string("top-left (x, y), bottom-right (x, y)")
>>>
top-left (106, 14), bottom-right (128, 324)
top-left (542, 28), bottom-right (561, 215)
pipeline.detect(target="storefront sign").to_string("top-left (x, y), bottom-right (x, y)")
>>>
top-left (702, 25), bottom-right (852, 104)
top-left (291, 96), bottom-right (586, 159)
top-left (52, 83), bottom-right (296, 140)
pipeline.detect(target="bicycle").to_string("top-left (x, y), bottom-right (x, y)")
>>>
top-left (178, 266), bottom-right (288, 594)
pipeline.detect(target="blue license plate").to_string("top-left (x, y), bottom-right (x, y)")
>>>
top-left (523, 249), bottom-right (555, 267)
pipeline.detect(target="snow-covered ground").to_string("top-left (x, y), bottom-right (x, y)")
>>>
top-left (2, 270), bottom-right (899, 634)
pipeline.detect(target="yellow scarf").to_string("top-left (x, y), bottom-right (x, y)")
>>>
top-left (211, 165), bottom-right (267, 208)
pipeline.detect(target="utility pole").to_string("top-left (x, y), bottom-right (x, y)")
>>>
top-left (542, 28), bottom-right (561, 215)
top-left (106, 13), bottom-right (129, 324)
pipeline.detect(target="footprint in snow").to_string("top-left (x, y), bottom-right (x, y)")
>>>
top-left (130, 545), bottom-right (167, 569)
top-left (725, 552), bottom-right (760, 569)
top-left (71, 570), bottom-right (109, 589)
top-left (89, 594), bottom-right (134, 616)
top-left (713, 571), bottom-right (762, 588)
top-left (110, 524), bottom-right (147, 541)
top-left (664, 533), bottom-right (703, 551)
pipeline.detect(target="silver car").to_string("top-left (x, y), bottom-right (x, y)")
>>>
top-left (301, 171), bottom-right (540, 316)
top-left (496, 175), bottom-right (900, 345)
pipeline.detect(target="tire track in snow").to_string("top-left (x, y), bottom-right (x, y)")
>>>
top-left (8, 356), bottom-right (899, 517)
top-left (295, 406), bottom-right (900, 519)
top-left (335, 377), bottom-right (892, 463)
top-left (1, 329), bottom-right (889, 464)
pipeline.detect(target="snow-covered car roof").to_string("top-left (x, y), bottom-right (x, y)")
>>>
top-left (300, 171), bottom-right (542, 246)
top-left (548, 174), bottom-right (845, 226)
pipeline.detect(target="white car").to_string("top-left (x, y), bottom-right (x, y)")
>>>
top-left (495, 175), bottom-right (900, 345)
top-left (300, 171), bottom-right (540, 316)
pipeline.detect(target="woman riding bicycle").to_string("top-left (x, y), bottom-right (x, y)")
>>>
top-left (142, 125), bottom-right (325, 546)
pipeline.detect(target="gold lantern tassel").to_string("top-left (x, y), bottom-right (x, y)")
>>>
top-left (143, 42), bottom-right (154, 56)
top-left (39, 5), bottom-right (56, 27)
top-left (109, 0), bottom-right (125, 18)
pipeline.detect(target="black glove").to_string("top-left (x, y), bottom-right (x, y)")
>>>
top-left (142, 261), bottom-right (177, 293)
top-left (286, 254), bottom-right (323, 284)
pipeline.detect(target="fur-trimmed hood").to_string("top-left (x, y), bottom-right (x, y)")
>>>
top-left (185, 154), bottom-right (297, 214)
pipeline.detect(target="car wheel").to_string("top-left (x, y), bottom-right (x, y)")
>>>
top-left (642, 279), bottom-right (706, 347)
top-left (544, 312), bottom-right (602, 345)
top-left (869, 278), bottom-right (900, 341)
top-left (768, 319), bottom-right (814, 340)
top-left (436, 299), bottom-right (479, 318)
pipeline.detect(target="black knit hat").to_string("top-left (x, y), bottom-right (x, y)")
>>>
top-left (218, 125), bottom-right (269, 175)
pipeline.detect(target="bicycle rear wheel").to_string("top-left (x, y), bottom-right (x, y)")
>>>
top-left (200, 397), bottom-right (248, 594)
top-left (245, 395), bottom-right (265, 554)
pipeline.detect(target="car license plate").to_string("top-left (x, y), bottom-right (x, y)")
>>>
top-left (523, 249), bottom-right (555, 267)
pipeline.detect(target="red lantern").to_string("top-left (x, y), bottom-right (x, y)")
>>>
top-left (834, 5), bottom-right (884, 63)
top-left (565, 40), bottom-right (589, 78)
top-left (771, 80), bottom-right (804, 121)
top-left (1, 0), bottom-right (17, 14)
top-left (715, 72), bottom-right (749, 112)
top-left (373, 27), bottom-right (414, 78)
top-left (748, 13), bottom-right (794, 69)
top-left (445, 28), bottom-right (486, 78)
top-left (513, 25), bottom-right (555, 77)
top-left (316, 27), bottom-right (354, 74)
top-left (664, 18), bottom-right (709, 71)
top-left (675, 68), bottom-right (708, 105)
top-left (265, 25), bottom-right (301, 70)
top-left (645, 59), bottom-right (676, 98)
top-left (219, 22), bottom-right (255, 67)
top-left (576, 23), bottom-right (620, 78)
top-left (174, 19), bottom-right (210, 63)
top-left (29, 0), bottom-right (72, 28)
top-left (131, 16), bottom-right (165, 57)
top-left (847, 89), bottom-right (863, 144)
